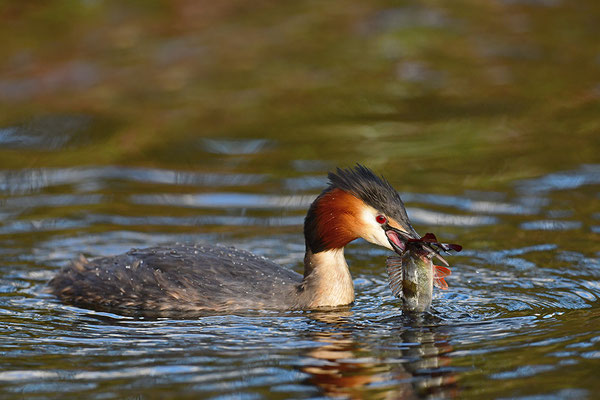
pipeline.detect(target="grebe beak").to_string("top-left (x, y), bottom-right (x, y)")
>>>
top-left (384, 225), bottom-right (451, 266)
top-left (384, 226), bottom-right (416, 255)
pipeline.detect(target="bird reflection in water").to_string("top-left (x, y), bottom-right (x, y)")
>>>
top-left (300, 312), bottom-right (457, 399)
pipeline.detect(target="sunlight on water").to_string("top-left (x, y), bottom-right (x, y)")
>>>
top-left (0, 1), bottom-right (599, 399)
top-left (1, 161), bottom-right (598, 398)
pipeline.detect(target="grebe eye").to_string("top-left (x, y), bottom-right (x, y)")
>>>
top-left (376, 215), bottom-right (387, 224)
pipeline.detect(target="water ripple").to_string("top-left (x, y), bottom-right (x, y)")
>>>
top-left (0, 165), bottom-right (598, 399)
top-left (405, 193), bottom-right (538, 215)
top-left (0, 167), bottom-right (266, 195)
top-left (516, 164), bottom-right (600, 194)
top-left (520, 220), bottom-right (583, 231)
top-left (408, 207), bottom-right (497, 226)
top-left (131, 193), bottom-right (313, 209)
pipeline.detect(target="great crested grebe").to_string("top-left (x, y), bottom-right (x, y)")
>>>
top-left (48, 165), bottom-right (421, 313)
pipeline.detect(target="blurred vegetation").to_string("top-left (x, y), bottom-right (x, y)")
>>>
top-left (0, 0), bottom-right (599, 191)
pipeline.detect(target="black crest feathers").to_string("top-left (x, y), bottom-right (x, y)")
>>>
top-left (304, 164), bottom-right (414, 253)
top-left (328, 164), bottom-right (410, 225)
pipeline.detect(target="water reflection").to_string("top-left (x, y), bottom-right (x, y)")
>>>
top-left (301, 312), bottom-right (457, 399)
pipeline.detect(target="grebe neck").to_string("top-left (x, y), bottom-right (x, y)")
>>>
top-left (296, 248), bottom-right (354, 308)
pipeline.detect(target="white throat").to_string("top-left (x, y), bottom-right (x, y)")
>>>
top-left (298, 248), bottom-right (355, 308)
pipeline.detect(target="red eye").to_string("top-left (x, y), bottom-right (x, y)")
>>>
top-left (376, 215), bottom-right (387, 224)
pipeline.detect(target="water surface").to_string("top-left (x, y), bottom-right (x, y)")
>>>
top-left (1, 1), bottom-right (599, 399)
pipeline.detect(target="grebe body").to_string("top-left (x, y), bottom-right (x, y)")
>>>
top-left (49, 244), bottom-right (305, 312)
top-left (49, 165), bottom-right (418, 313)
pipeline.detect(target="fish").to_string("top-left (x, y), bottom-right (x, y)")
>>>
top-left (386, 233), bottom-right (459, 312)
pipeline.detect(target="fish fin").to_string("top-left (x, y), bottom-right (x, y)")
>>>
top-left (434, 265), bottom-right (451, 290)
top-left (434, 265), bottom-right (451, 278)
top-left (445, 243), bottom-right (462, 252)
top-left (434, 277), bottom-right (449, 290)
top-left (386, 256), bottom-right (403, 298)
top-left (408, 232), bottom-right (462, 253)
top-left (386, 255), bottom-right (403, 267)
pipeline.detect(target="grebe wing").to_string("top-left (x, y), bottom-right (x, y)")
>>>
top-left (48, 244), bottom-right (302, 313)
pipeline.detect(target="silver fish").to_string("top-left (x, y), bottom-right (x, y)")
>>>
top-left (386, 247), bottom-right (451, 312)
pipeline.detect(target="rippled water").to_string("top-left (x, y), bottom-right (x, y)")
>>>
top-left (1, 163), bottom-right (598, 399)
top-left (1, 1), bottom-right (600, 399)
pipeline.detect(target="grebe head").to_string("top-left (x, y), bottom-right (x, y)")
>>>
top-left (304, 164), bottom-right (419, 254)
